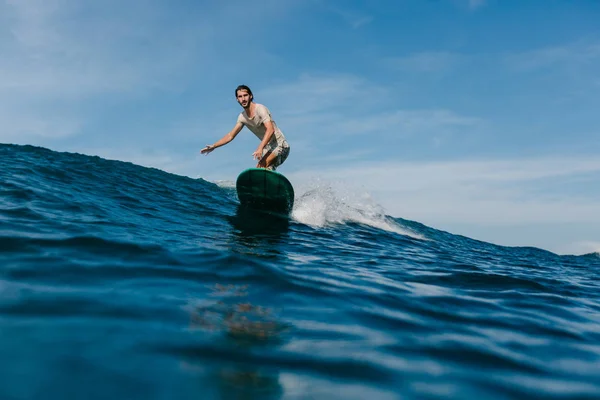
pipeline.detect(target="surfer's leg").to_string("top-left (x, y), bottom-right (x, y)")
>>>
top-left (256, 150), bottom-right (276, 169)
top-left (256, 146), bottom-right (290, 171)
top-left (257, 145), bottom-right (290, 170)
top-left (271, 145), bottom-right (289, 170)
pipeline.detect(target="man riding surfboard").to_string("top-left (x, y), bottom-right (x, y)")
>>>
top-left (200, 85), bottom-right (290, 171)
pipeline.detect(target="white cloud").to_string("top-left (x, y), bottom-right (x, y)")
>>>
top-left (262, 74), bottom-right (388, 115)
top-left (0, 108), bottom-right (81, 141)
top-left (560, 241), bottom-right (600, 255)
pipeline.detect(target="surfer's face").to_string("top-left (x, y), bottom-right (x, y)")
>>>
top-left (236, 90), bottom-right (252, 108)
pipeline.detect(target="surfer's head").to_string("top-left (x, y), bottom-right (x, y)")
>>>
top-left (235, 85), bottom-right (253, 108)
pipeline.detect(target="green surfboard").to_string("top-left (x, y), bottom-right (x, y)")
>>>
top-left (235, 168), bottom-right (294, 213)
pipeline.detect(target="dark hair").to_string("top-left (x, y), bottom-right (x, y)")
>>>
top-left (235, 85), bottom-right (253, 100)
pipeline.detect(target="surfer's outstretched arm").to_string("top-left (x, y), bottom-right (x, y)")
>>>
top-left (200, 122), bottom-right (244, 155)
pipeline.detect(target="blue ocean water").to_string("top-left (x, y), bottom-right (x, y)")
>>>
top-left (1, 143), bottom-right (599, 400)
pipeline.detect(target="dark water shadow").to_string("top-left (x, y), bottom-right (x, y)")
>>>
top-left (225, 205), bottom-right (291, 260)
top-left (227, 205), bottom-right (290, 237)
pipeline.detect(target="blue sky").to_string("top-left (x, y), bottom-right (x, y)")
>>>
top-left (2, 0), bottom-right (599, 255)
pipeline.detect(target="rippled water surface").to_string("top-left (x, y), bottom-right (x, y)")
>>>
top-left (1, 144), bottom-right (599, 399)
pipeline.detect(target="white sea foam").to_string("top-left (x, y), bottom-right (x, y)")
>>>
top-left (289, 178), bottom-right (424, 240)
top-left (213, 180), bottom-right (235, 189)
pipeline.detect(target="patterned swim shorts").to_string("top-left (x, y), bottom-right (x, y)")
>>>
top-left (262, 143), bottom-right (290, 171)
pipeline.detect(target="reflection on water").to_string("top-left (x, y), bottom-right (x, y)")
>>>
top-left (191, 284), bottom-right (286, 344)
top-left (215, 368), bottom-right (282, 400)
top-left (188, 284), bottom-right (288, 399)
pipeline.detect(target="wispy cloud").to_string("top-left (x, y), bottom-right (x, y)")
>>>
top-left (261, 74), bottom-right (385, 114)
top-left (384, 41), bottom-right (600, 80)
top-left (468, 0), bottom-right (487, 10)
top-left (336, 11), bottom-right (373, 29)
top-left (1, 0), bottom-right (200, 97)
top-left (385, 51), bottom-right (464, 73)
top-left (504, 42), bottom-right (600, 72)
top-left (0, 0), bottom-right (304, 143)
top-left (334, 109), bottom-right (481, 136)
top-left (0, 0), bottom-right (199, 141)
top-left (0, 108), bottom-right (81, 141)
top-left (313, 2), bottom-right (373, 29)
top-left (256, 73), bottom-right (482, 156)
top-left (565, 242), bottom-right (600, 255)
top-left (73, 145), bottom-right (203, 178)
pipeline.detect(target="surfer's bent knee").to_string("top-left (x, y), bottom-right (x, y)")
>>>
top-left (262, 144), bottom-right (290, 171)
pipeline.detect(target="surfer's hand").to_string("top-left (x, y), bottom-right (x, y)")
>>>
top-left (201, 145), bottom-right (214, 155)
top-left (252, 148), bottom-right (263, 160)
